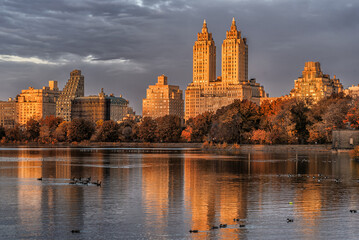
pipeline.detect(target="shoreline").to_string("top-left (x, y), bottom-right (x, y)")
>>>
top-left (0, 142), bottom-right (349, 153)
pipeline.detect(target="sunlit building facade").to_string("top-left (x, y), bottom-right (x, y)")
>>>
top-left (344, 84), bottom-right (359, 99)
top-left (142, 75), bottom-right (184, 120)
top-left (17, 81), bottom-right (60, 125)
top-left (185, 19), bottom-right (266, 120)
top-left (56, 69), bottom-right (84, 121)
top-left (0, 98), bottom-right (16, 128)
top-left (290, 62), bottom-right (343, 103)
top-left (71, 89), bottom-right (129, 123)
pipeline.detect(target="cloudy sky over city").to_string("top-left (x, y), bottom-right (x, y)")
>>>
top-left (0, 0), bottom-right (358, 113)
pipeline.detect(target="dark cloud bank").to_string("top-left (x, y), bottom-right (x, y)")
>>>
top-left (0, 0), bottom-right (358, 113)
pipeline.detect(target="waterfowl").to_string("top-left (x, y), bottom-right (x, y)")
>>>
top-left (211, 226), bottom-right (219, 229)
top-left (286, 218), bottom-right (294, 223)
top-left (239, 224), bottom-right (246, 228)
top-left (96, 180), bottom-right (102, 187)
top-left (37, 177), bottom-right (42, 181)
top-left (219, 224), bottom-right (227, 228)
top-left (350, 209), bottom-right (357, 213)
top-left (233, 218), bottom-right (239, 222)
top-left (71, 230), bottom-right (80, 233)
top-left (189, 230), bottom-right (198, 233)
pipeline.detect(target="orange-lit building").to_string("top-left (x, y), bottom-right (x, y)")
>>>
top-left (344, 84), bottom-right (359, 99)
top-left (17, 81), bottom-right (60, 125)
top-left (290, 62), bottom-right (343, 103)
top-left (142, 75), bottom-right (184, 119)
top-left (71, 88), bottom-right (129, 123)
top-left (56, 69), bottom-right (85, 121)
top-left (0, 98), bottom-right (16, 128)
top-left (185, 19), bottom-right (266, 120)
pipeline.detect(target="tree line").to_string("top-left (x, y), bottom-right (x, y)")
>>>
top-left (0, 93), bottom-right (358, 144)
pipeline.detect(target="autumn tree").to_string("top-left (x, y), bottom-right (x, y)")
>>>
top-left (308, 94), bottom-right (352, 143)
top-left (290, 99), bottom-right (310, 144)
top-left (187, 112), bottom-right (214, 142)
top-left (54, 121), bottom-right (69, 142)
top-left (181, 126), bottom-right (192, 142)
top-left (210, 100), bottom-right (261, 143)
top-left (261, 98), bottom-right (297, 144)
top-left (94, 120), bottom-right (119, 142)
top-left (0, 126), bottom-right (5, 139)
top-left (67, 118), bottom-right (95, 142)
top-left (118, 120), bottom-right (139, 142)
top-left (138, 117), bottom-right (157, 142)
top-left (156, 115), bottom-right (182, 142)
top-left (6, 125), bottom-right (23, 141)
top-left (344, 100), bottom-right (359, 130)
top-left (39, 116), bottom-right (63, 141)
top-left (25, 119), bottom-right (41, 141)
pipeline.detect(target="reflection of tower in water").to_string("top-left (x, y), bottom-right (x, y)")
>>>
top-left (141, 154), bottom-right (184, 233)
top-left (183, 154), bottom-right (248, 235)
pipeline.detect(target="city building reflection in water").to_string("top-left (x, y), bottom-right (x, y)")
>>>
top-left (1, 148), bottom-right (359, 239)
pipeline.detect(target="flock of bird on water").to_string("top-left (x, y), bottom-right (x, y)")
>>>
top-left (35, 173), bottom-right (358, 234)
top-left (37, 176), bottom-right (102, 186)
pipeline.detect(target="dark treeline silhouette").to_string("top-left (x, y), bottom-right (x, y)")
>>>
top-left (0, 93), bottom-right (358, 144)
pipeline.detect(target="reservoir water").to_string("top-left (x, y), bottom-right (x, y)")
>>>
top-left (0, 147), bottom-right (358, 239)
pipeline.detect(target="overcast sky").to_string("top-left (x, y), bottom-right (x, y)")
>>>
top-left (0, 0), bottom-right (358, 113)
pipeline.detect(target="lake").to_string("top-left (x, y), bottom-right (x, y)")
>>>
top-left (0, 147), bottom-right (358, 239)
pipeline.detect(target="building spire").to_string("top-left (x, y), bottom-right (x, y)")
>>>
top-left (202, 19), bottom-right (208, 33)
top-left (231, 17), bottom-right (237, 31)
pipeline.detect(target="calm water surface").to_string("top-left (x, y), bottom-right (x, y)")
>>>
top-left (0, 147), bottom-right (358, 239)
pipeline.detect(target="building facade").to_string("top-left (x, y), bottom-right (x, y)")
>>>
top-left (56, 70), bottom-right (84, 121)
top-left (185, 19), bottom-right (266, 120)
top-left (0, 99), bottom-right (16, 128)
top-left (344, 85), bottom-right (359, 99)
top-left (290, 62), bottom-right (343, 103)
top-left (71, 89), bottom-right (129, 123)
top-left (142, 75), bottom-right (184, 119)
top-left (17, 81), bottom-right (60, 125)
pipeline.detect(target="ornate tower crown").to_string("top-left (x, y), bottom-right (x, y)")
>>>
top-left (226, 17), bottom-right (241, 39)
top-left (230, 17), bottom-right (237, 31)
top-left (202, 19), bottom-right (208, 33)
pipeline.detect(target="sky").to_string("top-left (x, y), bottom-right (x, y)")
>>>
top-left (0, 0), bottom-right (358, 114)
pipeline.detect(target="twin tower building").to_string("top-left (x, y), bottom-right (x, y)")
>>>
top-left (143, 18), bottom-right (266, 121)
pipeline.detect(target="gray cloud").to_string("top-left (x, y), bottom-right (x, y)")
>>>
top-left (0, 0), bottom-right (358, 113)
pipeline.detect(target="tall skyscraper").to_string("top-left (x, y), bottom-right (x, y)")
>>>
top-left (193, 20), bottom-right (216, 86)
top-left (185, 19), bottom-right (266, 120)
top-left (56, 70), bottom-right (84, 121)
top-left (222, 18), bottom-right (248, 85)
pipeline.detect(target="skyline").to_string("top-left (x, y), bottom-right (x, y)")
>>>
top-left (0, 0), bottom-right (358, 113)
